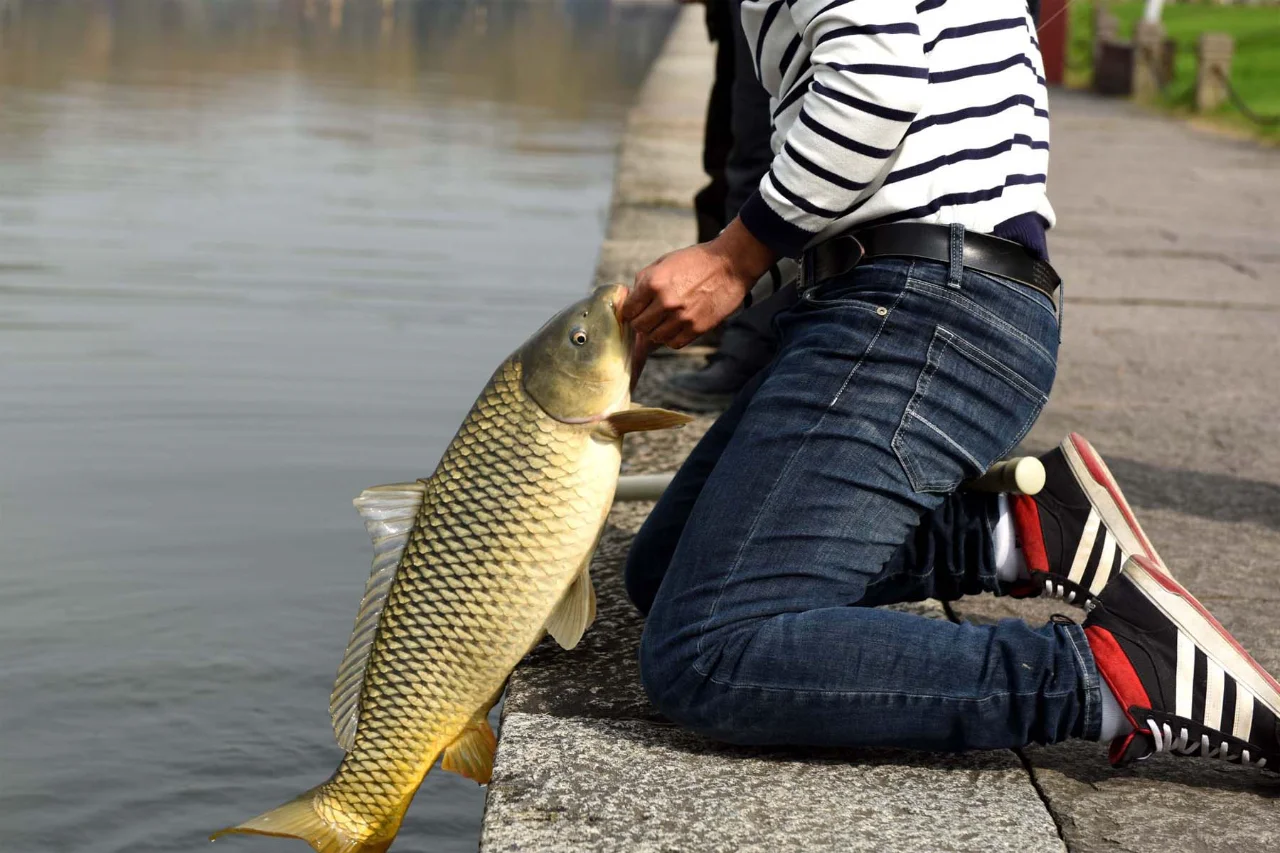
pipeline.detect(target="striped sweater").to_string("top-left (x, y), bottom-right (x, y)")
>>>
top-left (736, 0), bottom-right (1054, 260)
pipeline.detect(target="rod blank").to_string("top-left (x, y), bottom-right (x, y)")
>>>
top-left (615, 473), bottom-right (675, 502)
top-left (615, 456), bottom-right (1045, 504)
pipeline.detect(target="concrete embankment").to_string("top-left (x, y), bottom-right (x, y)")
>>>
top-left (481, 7), bottom-right (1280, 852)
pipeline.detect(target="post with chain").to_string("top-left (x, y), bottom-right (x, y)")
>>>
top-left (1196, 32), bottom-right (1235, 114)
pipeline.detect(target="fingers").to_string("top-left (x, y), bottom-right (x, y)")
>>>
top-left (627, 293), bottom-right (669, 337)
top-left (621, 260), bottom-right (661, 324)
top-left (649, 315), bottom-right (690, 347)
top-left (666, 326), bottom-right (702, 350)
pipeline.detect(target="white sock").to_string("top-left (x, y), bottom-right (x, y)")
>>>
top-left (1099, 679), bottom-right (1135, 741)
top-left (992, 493), bottom-right (1029, 584)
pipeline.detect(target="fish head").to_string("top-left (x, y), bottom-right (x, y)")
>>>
top-left (520, 284), bottom-right (634, 423)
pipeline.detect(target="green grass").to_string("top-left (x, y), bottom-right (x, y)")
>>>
top-left (1064, 2), bottom-right (1280, 140)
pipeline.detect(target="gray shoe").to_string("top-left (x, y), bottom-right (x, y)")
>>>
top-left (660, 355), bottom-right (760, 413)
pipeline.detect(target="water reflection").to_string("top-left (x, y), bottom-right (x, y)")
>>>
top-left (0, 1), bottom-right (666, 115)
top-left (0, 2), bottom-right (672, 852)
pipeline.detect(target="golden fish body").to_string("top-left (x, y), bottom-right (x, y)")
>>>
top-left (214, 285), bottom-right (689, 853)
top-left (317, 356), bottom-right (619, 842)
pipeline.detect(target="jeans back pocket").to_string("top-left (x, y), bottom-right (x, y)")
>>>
top-left (892, 325), bottom-right (1049, 494)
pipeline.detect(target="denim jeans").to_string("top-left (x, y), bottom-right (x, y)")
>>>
top-left (626, 241), bottom-right (1104, 750)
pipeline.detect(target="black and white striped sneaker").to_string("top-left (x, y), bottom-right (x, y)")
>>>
top-left (1009, 433), bottom-right (1166, 610)
top-left (1084, 556), bottom-right (1280, 771)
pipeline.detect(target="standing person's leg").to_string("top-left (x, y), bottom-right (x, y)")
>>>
top-left (664, 0), bottom-right (788, 410)
top-left (722, 0), bottom-right (772, 221)
top-left (693, 0), bottom-right (734, 245)
top-left (639, 247), bottom-right (1091, 750)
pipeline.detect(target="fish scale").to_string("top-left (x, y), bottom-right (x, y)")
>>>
top-left (311, 358), bottom-right (616, 839)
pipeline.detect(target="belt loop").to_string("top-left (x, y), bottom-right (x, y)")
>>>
top-left (947, 222), bottom-right (965, 289)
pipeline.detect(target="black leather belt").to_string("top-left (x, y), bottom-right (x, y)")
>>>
top-left (799, 223), bottom-right (1061, 301)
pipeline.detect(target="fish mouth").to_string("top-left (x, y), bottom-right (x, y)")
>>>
top-left (604, 283), bottom-right (639, 379)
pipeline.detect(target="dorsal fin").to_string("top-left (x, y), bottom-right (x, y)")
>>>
top-left (329, 482), bottom-right (426, 751)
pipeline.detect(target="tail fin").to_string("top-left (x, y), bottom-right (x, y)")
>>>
top-left (210, 785), bottom-right (394, 853)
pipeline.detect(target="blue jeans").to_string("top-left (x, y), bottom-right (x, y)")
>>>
top-left (626, 242), bottom-right (1103, 750)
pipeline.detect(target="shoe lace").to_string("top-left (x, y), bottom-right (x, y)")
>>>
top-left (1039, 576), bottom-right (1098, 612)
top-left (1145, 718), bottom-right (1268, 768)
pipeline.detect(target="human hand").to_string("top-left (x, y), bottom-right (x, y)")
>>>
top-left (620, 217), bottom-right (775, 351)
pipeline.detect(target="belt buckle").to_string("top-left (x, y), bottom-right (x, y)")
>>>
top-left (798, 234), bottom-right (866, 299)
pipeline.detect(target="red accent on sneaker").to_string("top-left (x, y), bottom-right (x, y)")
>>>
top-left (1069, 433), bottom-right (1160, 566)
top-left (1006, 577), bottom-right (1040, 598)
top-left (1084, 624), bottom-right (1150, 727)
top-left (1010, 493), bottom-right (1050, 574)
top-left (1108, 730), bottom-right (1142, 766)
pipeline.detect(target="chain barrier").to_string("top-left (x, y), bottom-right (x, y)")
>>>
top-left (1212, 66), bottom-right (1280, 128)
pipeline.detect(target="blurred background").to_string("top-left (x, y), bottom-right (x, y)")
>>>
top-left (0, 1), bottom-right (673, 851)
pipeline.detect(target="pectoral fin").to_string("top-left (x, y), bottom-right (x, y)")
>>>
top-left (594, 407), bottom-right (692, 440)
top-left (544, 565), bottom-right (596, 650)
top-left (441, 718), bottom-right (498, 785)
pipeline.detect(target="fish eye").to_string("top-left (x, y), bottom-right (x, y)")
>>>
top-left (569, 326), bottom-right (588, 347)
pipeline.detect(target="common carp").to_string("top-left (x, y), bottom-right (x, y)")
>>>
top-left (213, 284), bottom-right (689, 852)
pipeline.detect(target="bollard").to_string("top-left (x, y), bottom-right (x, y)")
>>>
top-left (1092, 5), bottom-right (1120, 66)
top-left (1094, 41), bottom-right (1135, 96)
top-left (1131, 19), bottom-right (1167, 101)
top-left (1196, 32), bottom-right (1235, 113)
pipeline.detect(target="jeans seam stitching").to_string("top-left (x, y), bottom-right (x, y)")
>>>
top-left (911, 411), bottom-right (983, 471)
top-left (890, 325), bottom-right (946, 492)
top-left (695, 670), bottom-right (1081, 700)
top-left (905, 279), bottom-right (1057, 368)
top-left (940, 326), bottom-right (1049, 404)
top-left (693, 287), bottom-right (904, 671)
top-left (967, 267), bottom-right (1061, 321)
top-left (1064, 622), bottom-right (1102, 740)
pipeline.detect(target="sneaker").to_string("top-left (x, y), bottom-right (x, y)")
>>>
top-left (1009, 433), bottom-right (1166, 610)
top-left (659, 354), bottom-right (761, 413)
top-left (1084, 556), bottom-right (1280, 771)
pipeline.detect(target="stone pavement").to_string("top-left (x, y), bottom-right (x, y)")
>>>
top-left (481, 9), bottom-right (1280, 851)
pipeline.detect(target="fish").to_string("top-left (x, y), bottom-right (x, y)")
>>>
top-left (211, 284), bottom-right (690, 853)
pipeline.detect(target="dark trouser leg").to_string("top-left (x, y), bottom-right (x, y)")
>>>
top-left (693, 0), bottom-right (735, 243)
top-left (629, 251), bottom-right (1102, 751)
top-left (723, 0), bottom-right (774, 222)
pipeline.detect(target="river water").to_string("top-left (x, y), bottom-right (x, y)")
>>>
top-left (0, 2), bottom-right (673, 850)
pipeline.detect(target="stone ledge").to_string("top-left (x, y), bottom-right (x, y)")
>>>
top-left (484, 712), bottom-right (1063, 853)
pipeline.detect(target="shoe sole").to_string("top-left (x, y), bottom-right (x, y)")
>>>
top-left (1063, 433), bottom-right (1167, 573)
top-left (1126, 555), bottom-right (1280, 715)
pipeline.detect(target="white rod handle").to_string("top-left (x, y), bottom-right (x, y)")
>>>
top-left (965, 456), bottom-right (1045, 496)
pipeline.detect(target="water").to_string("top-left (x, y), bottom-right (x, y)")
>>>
top-left (0, 2), bottom-right (673, 850)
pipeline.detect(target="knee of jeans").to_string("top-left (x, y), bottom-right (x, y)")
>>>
top-left (638, 616), bottom-right (749, 742)
top-left (623, 527), bottom-right (668, 617)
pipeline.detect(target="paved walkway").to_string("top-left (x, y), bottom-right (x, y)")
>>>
top-left (481, 10), bottom-right (1280, 851)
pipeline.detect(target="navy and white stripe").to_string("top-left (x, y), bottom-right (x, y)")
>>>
top-left (737, 0), bottom-right (1053, 258)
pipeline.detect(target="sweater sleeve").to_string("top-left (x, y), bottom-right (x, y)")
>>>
top-left (738, 0), bottom-right (928, 258)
